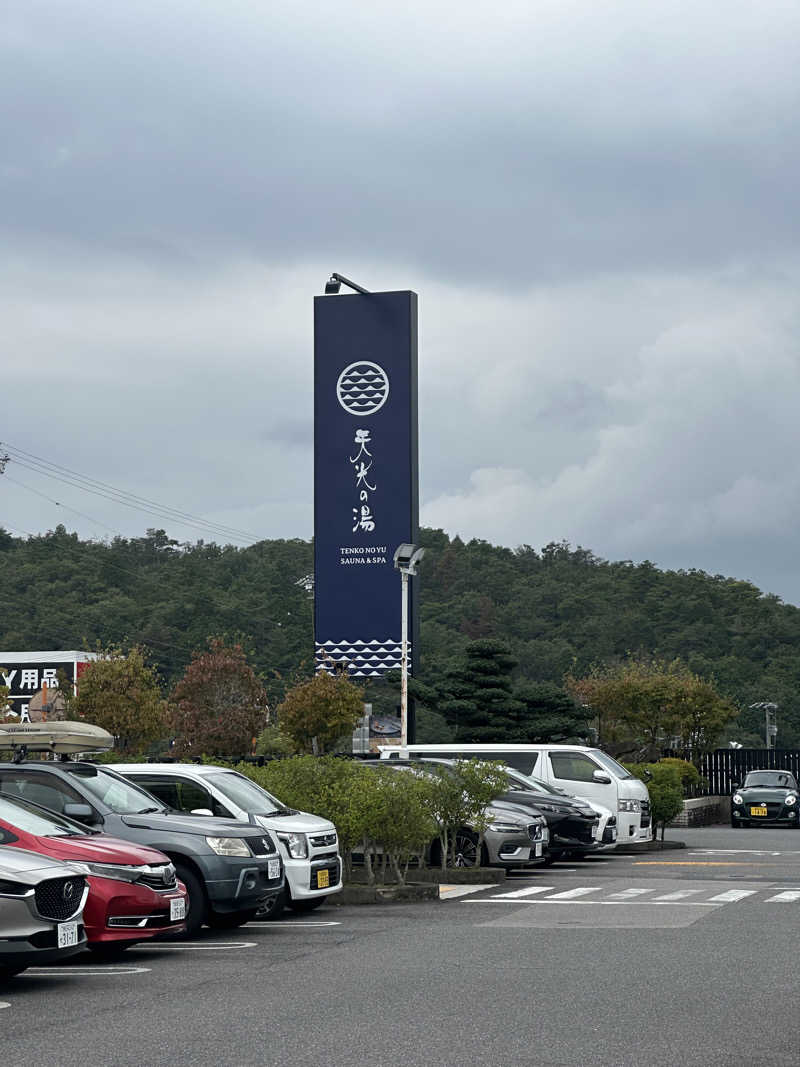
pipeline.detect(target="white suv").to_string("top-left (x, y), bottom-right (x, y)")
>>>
top-left (110, 763), bottom-right (342, 919)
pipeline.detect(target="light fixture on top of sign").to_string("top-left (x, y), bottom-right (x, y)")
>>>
top-left (324, 272), bottom-right (371, 295)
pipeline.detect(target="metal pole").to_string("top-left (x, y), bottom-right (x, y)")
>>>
top-left (400, 568), bottom-right (409, 746)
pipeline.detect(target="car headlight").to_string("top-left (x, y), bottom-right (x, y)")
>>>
top-left (276, 832), bottom-right (309, 859)
top-left (618, 799), bottom-right (642, 813)
top-left (732, 793), bottom-right (743, 805)
top-left (85, 862), bottom-right (176, 884)
top-left (206, 837), bottom-right (251, 857)
top-left (785, 794), bottom-right (797, 806)
top-left (487, 821), bottom-right (526, 834)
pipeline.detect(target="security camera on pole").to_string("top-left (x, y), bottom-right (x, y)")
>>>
top-left (393, 544), bottom-right (425, 746)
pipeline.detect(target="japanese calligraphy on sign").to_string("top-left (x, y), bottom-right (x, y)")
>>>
top-left (350, 427), bottom-right (377, 532)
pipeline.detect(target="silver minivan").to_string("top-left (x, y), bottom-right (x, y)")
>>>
top-left (111, 763), bottom-right (342, 919)
top-left (0, 846), bottom-right (89, 980)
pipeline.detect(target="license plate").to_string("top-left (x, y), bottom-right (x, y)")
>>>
top-left (268, 858), bottom-right (281, 880)
top-left (57, 922), bottom-right (78, 948)
top-left (750, 806), bottom-right (768, 816)
top-left (316, 868), bottom-right (330, 889)
top-left (534, 842), bottom-right (543, 858)
top-left (170, 898), bottom-right (186, 921)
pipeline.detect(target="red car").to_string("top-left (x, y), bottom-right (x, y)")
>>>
top-left (0, 791), bottom-right (188, 954)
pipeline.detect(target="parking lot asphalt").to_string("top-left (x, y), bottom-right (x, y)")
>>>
top-left (4, 825), bottom-right (799, 1067)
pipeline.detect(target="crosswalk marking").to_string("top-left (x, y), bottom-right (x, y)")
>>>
top-left (653, 889), bottom-right (703, 901)
top-left (607, 888), bottom-right (650, 899)
top-left (544, 887), bottom-right (600, 900)
top-left (489, 885), bottom-right (556, 900)
top-left (705, 890), bottom-right (758, 903)
top-left (764, 890), bottom-right (800, 902)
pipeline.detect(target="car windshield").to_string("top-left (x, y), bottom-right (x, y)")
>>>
top-left (504, 768), bottom-right (562, 795)
top-left (589, 750), bottom-right (634, 780)
top-left (64, 766), bottom-right (166, 814)
top-left (744, 772), bottom-right (798, 789)
top-left (0, 793), bottom-right (87, 837)
top-left (204, 773), bottom-right (286, 815)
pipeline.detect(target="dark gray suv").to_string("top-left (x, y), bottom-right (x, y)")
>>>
top-left (0, 762), bottom-right (283, 936)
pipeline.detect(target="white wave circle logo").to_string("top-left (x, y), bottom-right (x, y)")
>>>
top-left (336, 361), bottom-right (390, 417)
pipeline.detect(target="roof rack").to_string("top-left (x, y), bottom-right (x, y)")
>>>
top-left (0, 721), bottom-right (115, 761)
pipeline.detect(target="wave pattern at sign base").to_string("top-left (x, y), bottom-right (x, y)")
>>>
top-left (315, 640), bottom-right (408, 677)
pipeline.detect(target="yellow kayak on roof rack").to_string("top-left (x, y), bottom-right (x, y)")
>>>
top-left (0, 720), bottom-right (114, 754)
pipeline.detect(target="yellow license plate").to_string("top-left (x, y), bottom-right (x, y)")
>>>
top-left (316, 869), bottom-right (330, 889)
top-left (750, 806), bottom-right (768, 816)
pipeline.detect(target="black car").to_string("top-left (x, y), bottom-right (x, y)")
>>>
top-left (414, 758), bottom-right (600, 861)
top-left (731, 770), bottom-right (800, 828)
top-left (0, 760), bottom-right (284, 934)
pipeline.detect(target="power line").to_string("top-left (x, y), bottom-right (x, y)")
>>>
top-left (1, 440), bottom-right (260, 545)
top-left (3, 473), bottom-right (119, 535)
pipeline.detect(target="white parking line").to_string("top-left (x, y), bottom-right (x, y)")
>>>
top-left (24, 967), bottom-right (151, 976)
top-left (134, 941), bottom-right (255, 951)
top-left (0, 1002), bottom-right (10, 1009)
top-left (689, 850), bottom-right (799, 856)
top-left (245, 921), bottom-right (343, 927)
top-left (765, 890), bottom-right (800, 902)
top-left (706, 890), bottom-right (758, 903)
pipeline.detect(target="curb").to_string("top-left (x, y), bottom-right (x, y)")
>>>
top-left (615, 839), bottom-right (686, 854)
top-left (410, 867), bottom-right (507, 885)
top-left (335, 883), bottom-right (440, 905)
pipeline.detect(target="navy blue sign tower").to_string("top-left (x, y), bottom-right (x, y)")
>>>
top-left (314, 290), bottom-right (419, 682)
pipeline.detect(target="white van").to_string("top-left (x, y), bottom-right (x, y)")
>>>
top-left (378, 744), bottom-right (652, 844)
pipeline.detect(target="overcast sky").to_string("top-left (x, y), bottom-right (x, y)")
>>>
top-left (3, 1), bottom-right (800, 602)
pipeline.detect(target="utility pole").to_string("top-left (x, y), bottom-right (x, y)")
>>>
top-left (750, 701), bottom-right (778, 749)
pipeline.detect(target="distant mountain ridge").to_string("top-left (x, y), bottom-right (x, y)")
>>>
top-left (1, 524), bottom-right (798, 744)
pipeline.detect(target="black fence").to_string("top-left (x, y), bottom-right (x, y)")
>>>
top-left (699, 749), bottom-right (800, 796)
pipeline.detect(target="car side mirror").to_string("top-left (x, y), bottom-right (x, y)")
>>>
top-left (592, 770), bottom-right (612, 785)
top-left (190, 808), bottom-right (214, 817)
top-left (63, 802), bottom-right (100, 825)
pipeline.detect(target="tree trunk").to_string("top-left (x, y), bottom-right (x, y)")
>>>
top-left (390, 854), bottom-right (404, 886)
top-left (363, 843), bottom-right (375, 885)
top-left (439, 830), bottom-right (448, 871)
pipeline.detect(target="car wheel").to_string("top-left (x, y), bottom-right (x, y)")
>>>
top-left (173, 864), bottom-right (208, 936)
top-left (452, 828), bottom-right (480, 868)
top-left (257, 886), bottom-right (288, 921)
top-left (0, 966), bottom-right (26, 981)
top-left (288, 895), bottom-right (326, 913)
top-left (206, 908), bottom-right (260, 930)
top-left (87, 942), bottom-right (134, 958)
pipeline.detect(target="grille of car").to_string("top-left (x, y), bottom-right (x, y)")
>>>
top-left (313, 850), bottom-right (338, 862)
top-left (640, 800), bottom-right (651, 828)
top-left (248, 834), bottom-right (276, 856)
top-left (137, 866), bottom-right (178, 891)
top-left (34, 876), bottom-right (86, 922)
top-left (310, 833), bottom-right (337, 848)
top-left (527, 824), bottom-right (543, 842)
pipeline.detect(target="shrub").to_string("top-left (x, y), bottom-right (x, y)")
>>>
top-left (624, 762), bottom-right (684, 841)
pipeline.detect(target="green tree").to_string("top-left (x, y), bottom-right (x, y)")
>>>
top-left (70, 646), bottom-right (167, 752)
top-left (513, 681), bottom-right (592, 742)
top-left (170, 638), bottom-right (268, 757)
top-left (437, 639), bottom-right (524, 742)
top-left (567, 656), bottom-right (738, 758)
top-left (625, 763), bottom-right (684, 841)
top-left (276, 671), bottom-right (365, 755)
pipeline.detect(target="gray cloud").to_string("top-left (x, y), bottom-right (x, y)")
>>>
top-left (2, 2), bottom-right (800, 604)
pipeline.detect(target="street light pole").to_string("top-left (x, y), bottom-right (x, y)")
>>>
top-left (393, 543), bottom-right (425, 748)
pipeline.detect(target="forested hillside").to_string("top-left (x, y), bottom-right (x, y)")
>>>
top-left (2, 524), bottom-right (800, 744)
